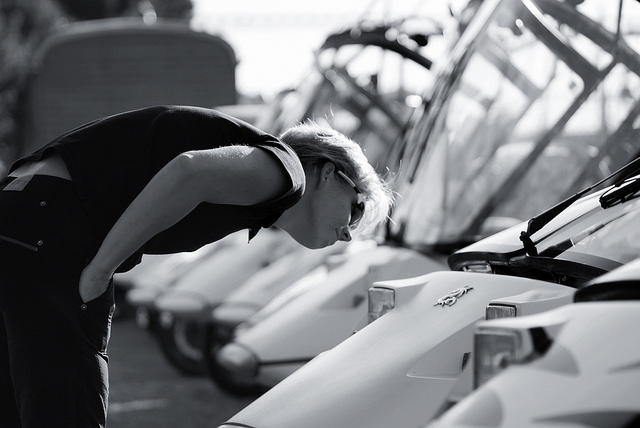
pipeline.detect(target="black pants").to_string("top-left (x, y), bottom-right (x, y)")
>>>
top-left (0, 175), bottom-right (114, 427)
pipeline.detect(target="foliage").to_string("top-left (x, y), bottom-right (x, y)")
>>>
top-left (0, 0), bottom-right (64, 174)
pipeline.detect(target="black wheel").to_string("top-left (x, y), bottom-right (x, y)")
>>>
top-left (155, 311), bottom-right (208, 376)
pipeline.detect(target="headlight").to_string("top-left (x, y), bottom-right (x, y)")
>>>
top-left (474, 328), bottom-right (524, 388)
top-left (159, 310), bottom-right (174, 329)
top-left (485, 304), bottom-right (517, 320)
top-left (473, 326), bottom-right (552, 389)
top-left (368, 287), bottom-right (395, 323)
top-left (461, 263), bottom-right (492, 273)
top-left (216, 343), bottom-right (259, 376)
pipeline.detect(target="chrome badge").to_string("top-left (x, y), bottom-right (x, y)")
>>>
top-left (434, 286), bottom-right (473, 307)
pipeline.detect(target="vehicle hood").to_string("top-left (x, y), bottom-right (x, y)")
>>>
top-left (224, 271), bottom-right (572, 428)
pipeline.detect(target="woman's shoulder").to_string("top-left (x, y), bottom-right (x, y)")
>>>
top-left (252, 138), bottom-right (305, 196)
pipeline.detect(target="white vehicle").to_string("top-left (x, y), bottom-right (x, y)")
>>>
top-left (219, 157), bottom-right (640, 428)
top-left (429, 257), bottom-right (640, 428)
top-left (214, 0), bottom-right (640, 395)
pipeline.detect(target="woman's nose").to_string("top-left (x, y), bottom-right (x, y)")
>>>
top-left (338, 227), bottom-right (352, 242)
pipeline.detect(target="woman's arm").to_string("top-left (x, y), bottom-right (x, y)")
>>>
top-left (79, 145), bottom-right (288, 302)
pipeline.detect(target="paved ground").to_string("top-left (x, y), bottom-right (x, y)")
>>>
top-left (107, 317), bottom-right (256, 428)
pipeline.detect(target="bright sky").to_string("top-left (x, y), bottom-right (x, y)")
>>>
top-left (190, 0), bottom-right (460, 99)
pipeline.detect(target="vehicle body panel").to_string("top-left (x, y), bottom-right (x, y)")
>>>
top-left (223, 271), bottom-right (573, 428)
top-left (429, 300), bottom-right (640, 428)
top-left (123, 237), bottom-right (235, 310)
top-left (429, 257), bottom-right (640, 427)
top-left (153, 229), bottom-right (298, 319)
top-left (210, 241), bottom-right (352, 329)
top-left (229, 245), bottom-right (447, 386)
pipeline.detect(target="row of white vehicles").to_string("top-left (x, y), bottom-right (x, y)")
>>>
top-left (124, 0), bottom-right (640, 426)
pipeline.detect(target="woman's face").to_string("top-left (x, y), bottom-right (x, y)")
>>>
top-left (290, 165), bottom-right (364, 249)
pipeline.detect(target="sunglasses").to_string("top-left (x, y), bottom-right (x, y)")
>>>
top-left (337, 170), bottom-right (365, 229)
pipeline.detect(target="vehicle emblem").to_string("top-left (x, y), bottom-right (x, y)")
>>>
top-left (434, 285), bottom-right (474, 307)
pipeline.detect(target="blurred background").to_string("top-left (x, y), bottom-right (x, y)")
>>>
top-left (190, 0), bottom-right (458, 97)
top-left (6, 1), bottom-right (639, 428)
top-left (0, 0), bottom-right (464, 176)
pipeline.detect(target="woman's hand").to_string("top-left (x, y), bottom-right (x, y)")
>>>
top-left (79, 262), bottom-right (113, 303)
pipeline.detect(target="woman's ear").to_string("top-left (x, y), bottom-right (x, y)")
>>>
top-left (319, 162), bottom-right (335, 184)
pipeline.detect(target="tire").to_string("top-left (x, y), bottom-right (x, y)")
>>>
top-left (156, 312), bottom-right (208, 376)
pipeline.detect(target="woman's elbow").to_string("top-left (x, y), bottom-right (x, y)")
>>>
top-left (170, 151), bottom-right (204, 179)
top-left (167, 151), bottom-right (220, 201)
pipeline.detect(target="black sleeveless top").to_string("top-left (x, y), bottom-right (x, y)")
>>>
top-left (12, 105), bottom-right (305, 271)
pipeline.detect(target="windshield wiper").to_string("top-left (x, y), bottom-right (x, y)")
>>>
top-left (520, 156), bottom-right (640, 256)
top-left (599, 176), bottom-right (640, 208)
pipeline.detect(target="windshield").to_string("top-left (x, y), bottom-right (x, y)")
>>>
top-left (540, 193), bottom-right (640, 266)
top-left (265, 21), bottom-right (446, 175)
top-left (389, 0), bottom-right (640, 251)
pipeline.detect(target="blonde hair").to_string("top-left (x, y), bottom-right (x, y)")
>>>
top-left (280, 120), bottom-right (395, 234)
